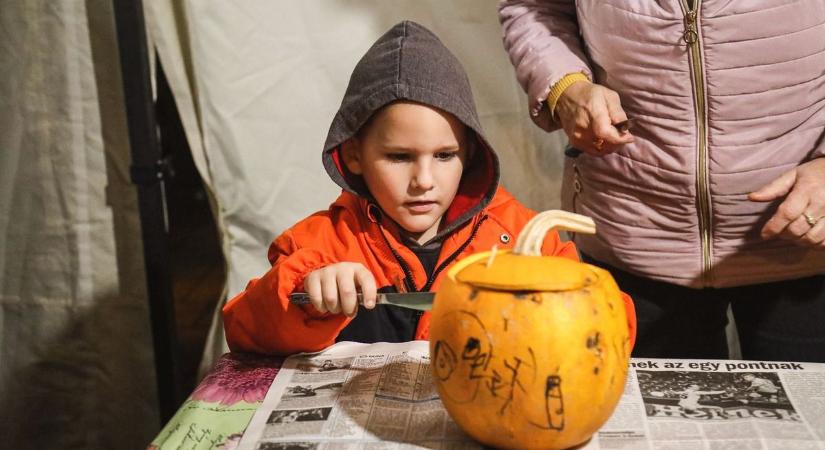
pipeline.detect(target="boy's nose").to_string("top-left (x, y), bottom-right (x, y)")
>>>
top-left (411, 165), bottom-right (435, 190)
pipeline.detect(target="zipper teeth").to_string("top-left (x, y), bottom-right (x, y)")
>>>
top-left (422, 215), bottom-right (488, 292)
top-left (373, 205), bottom-right (488, 293)
top-left (374, 208), bottom-right (417, 293)
top-left (682, 0), bottom-right (713, 285)
top-left (381, 229), bottom-right (417, 292)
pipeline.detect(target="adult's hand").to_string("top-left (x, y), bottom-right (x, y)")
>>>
top-left (749, 158), bottom-right (825, 249)
top-left (555, 81), bottom-right (635, 156)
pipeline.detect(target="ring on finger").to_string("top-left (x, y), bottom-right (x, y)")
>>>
top-left (803, 213), bottom-right (819, 228)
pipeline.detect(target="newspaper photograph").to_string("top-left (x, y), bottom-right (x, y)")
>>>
top-left (238, 341), bottom-right (825, 450)
top-left (594, 360), bottom-right (825, 450)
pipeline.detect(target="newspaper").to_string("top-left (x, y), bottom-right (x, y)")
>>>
top-left (604, 359), bottom-right (825, 450)
top-left (237, 341), bottom-right (825, 450)
top-left (237, 341), bottom-right (478, 450)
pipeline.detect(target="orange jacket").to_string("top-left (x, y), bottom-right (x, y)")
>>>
top-left (223, 187), bottom-right (637, 355)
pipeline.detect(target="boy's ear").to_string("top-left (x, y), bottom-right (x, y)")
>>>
top-left (341, 139), bottom-right (363, 175)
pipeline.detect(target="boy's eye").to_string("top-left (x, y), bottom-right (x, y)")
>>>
top-left (386, 153), bottom-right (411, 162)
top-left (435, 151), bottom-right (458, 161)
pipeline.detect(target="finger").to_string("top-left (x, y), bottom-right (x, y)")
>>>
top-left (586, 137), bottom-right (626, 156)
top-left (336, 269), bottom-right (359, 317)
top-left (572, 114), bottom-right (592, 143)
top-left (605, 90), bottom-right (628, 124)
top-left (605, 94), bottom-right (635, 144)
top-left (320, 270), bottom-right (340, 314)
top-left (571, 136), bottom-right (600, 156)
top-left (570, 128), bottom-right (585, 144)
top-left (354, 266), bottom-right (377, 309)
top-left (781, 215), bottom-right (815, 240)
top-left (567, 126), bottom-right (596, 155)
top-left (304, 271), bottom-right (326, 313)
top-left (607, 98), bottom-right (627, 125)
top-left (749, 169), bottom-right (797, 202)
top-left (571, 130), bottom-right (607, 156)
top-left (597, 142), bottom-right (622, 155)
top-left (801, 218), bottom-right (825, 247)
top-left (591, 102), bottom-right (624, 144)
top-left (761, 196), bottom-right (808, 239)
top-left (612, 130), bottom-right (635, 145)
top-left (576, 142), bottom-right (606, 157)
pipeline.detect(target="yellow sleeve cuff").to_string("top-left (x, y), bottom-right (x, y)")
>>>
top-left (546, 73), bottom-right (591, 121)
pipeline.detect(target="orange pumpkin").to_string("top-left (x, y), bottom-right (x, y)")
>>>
top-left (430, 210), bottom-right (631, 450)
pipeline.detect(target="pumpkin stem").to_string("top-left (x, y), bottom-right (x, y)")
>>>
top-left (485, 245), bottom-right (498, 267)
top-left (513, 210), bottom-right (596, 256)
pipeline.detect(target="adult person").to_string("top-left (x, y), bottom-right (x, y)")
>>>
top-left (499, 1), bottom-right (825, 362)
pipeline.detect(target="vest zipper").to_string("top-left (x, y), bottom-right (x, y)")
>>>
top-left (680, 0), bottom-right (713, 285)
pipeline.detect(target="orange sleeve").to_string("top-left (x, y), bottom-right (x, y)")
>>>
top-left (222, 232), bottom-right (351, 355)
top-left (540, 231), bottom-right (580, 261)
top-left (620, 291), bottom-right (637, 351)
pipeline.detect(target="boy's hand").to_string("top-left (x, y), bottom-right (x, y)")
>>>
top-left (303, 262), bottom-right (377, 317)
top-left (555, 81), bottom-right (635, 156)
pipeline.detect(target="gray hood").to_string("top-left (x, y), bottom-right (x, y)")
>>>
top-left (322, 21), bottom-right (500, 234)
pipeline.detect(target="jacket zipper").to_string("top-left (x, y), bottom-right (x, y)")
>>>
top-left (680, 0), bottom-right (713, 285)
top-left (373, 206), bottom-right (488, 294)
top-left (376, 222), bottom-right (417, 293)
top-left (422, 215), bottom-right (488, 292)
top-left (373, 208), bottom-right (425, 333)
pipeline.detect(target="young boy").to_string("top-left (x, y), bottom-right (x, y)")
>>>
top-left (222, 21), bottom-right (636, 355)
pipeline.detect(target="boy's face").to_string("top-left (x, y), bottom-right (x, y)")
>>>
top-left (343, 102), bottom-right (468, 243)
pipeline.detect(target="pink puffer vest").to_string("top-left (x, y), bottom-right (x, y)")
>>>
top-left (500, 0), bottom-right (825, 287)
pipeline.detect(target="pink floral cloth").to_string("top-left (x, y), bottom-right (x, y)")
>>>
top-left (191, 353), bottom-right (283, 405)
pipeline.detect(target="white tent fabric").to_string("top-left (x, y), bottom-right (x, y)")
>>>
top-left (0, 1), bottom-right (159, 448)
top-left (147, 1), bottom-right (569, 369)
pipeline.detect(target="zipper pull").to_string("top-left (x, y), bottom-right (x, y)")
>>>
top-left (683, 9), bottom-right (698, 44)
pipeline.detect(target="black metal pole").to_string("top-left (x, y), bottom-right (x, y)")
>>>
top-left (112, 0), bottom-right (184, 423)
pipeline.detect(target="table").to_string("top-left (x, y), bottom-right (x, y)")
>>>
top-left (149, 352), bottom-right (825, 450)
